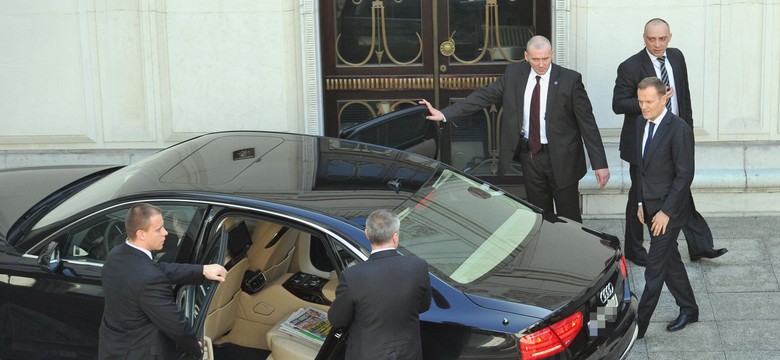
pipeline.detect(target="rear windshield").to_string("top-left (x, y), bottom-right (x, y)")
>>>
top-left (397, 169), bottom-right (540, 284)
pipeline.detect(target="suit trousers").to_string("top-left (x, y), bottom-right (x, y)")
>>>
top-left (624, 163), bottom-right (716, 259)
top-left (519, 145), bottom-right (582, 222)
top-left (636, 225), bottom-right (698, 331)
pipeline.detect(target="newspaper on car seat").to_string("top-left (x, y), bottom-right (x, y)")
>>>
top-left (279, 307), bottom-right (332, 345)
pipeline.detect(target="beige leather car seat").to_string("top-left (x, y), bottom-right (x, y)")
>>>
top-left (266, 315), bottom-right (320, 360)
top-left (204, 219), bottom-right (251, 341)
top-left (247, 222), bottom-right (297, 282)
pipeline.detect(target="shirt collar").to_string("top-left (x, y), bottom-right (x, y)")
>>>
top-left (530, 63), bottom-right (553, 82)
top-left (126, 239), bottom-right (153, 260)
top-left (648, 108), bottom-right (668, 125)
top-left (370, 247), bottom-right (397, 255)
top-left (646, 49), bottom-right (668, 63)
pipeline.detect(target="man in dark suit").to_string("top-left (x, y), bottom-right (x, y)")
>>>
top-left (613, 18), bottom-right (727, 266)
top-left (420, 35), bottom-right (609, 223)
top-left (328, 209), bottom-right (432, 359)
top-left (635, 77), bottom-right (699, 338)
top-left (99, 203), bottom-right (227, 360)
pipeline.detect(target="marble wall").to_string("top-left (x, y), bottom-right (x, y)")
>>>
top-left (0, 0), bottom-right (308, 150)
top-left (1, 0), bottom-right (778, 215)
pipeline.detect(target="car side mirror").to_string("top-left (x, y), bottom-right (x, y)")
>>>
top-left (38, 241), bottom-right (62, 272)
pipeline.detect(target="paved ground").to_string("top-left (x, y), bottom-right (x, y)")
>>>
top-left (582, 216), bottom-right (780, 360)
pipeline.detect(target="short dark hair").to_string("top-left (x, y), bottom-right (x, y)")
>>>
top-left (126, 203), bottom-right (162, 240)
top-left (638, 76), bottom-right (666, 96)
top-left (365, 209), bottom-right (400, 245)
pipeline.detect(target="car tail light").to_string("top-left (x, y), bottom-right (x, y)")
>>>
top-left (620, 255), bottom-right (628, 279)
top-left (519, 312), bottom-right (583, 359)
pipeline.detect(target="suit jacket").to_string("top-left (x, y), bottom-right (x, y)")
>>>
top-left (613, 47), bottom-right (692, 164)
top-left (441, 62), bottom-right (608, 186)
top-left (328, 250), bottom-right (432, 360)
top-left (636, 112), bottom-right (694, 229)
top-left (99, 243), bottom-right (204, 360)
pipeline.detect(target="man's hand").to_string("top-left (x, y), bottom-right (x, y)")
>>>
top-left (203, 264), bottom-right (227, 283)
top-left (650, 210), bottom-right (669, 236)
top-left (637, 204), bottom-right (645, 225)
top-left (418, 99), bottom-right (445, 122)
top-left (665, 86), bottom-right (675, 99)
top-left (594, 168), bottom-right (610, 190)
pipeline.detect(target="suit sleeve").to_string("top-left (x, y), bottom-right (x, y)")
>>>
top-left (157, 262), bottom-right (204, 285)
top-left (612, 61), bottom-right (641, 116)
top-left (418, 261), bottom-right (432, 314)
top-left (327, 271), bottom-right (354, 329)
top-left (571, 73), bottom-right (608, 170)
top-left (440, 67), bottom-right (508, 122)
top-left (674, 49), bottom-right (694, 127)
top-left (660, 123), bottom-right (695, 218)
top-left (138, 271), bottom-right (201, 356)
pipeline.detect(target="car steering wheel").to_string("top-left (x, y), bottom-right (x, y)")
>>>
top-left (103, 219), bottom-right (126, 252)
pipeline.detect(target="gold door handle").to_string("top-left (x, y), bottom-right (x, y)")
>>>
top-left (440, 40), bottom-right (455, 57)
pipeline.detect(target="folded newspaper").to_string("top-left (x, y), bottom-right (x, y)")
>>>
top-left (279, 306), bottom-right (333, 345)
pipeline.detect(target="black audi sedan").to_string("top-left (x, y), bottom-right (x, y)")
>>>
top-left (0, 131), bottom-right (637, 360)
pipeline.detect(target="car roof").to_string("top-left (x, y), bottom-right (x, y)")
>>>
top-left (103, 131), bottom-right (443, 223)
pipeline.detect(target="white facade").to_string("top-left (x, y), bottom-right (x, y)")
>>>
top-left (1, 0), bottom-right (778, 216)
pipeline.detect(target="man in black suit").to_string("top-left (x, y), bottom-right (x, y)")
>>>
top-left (328, 209), bottom-right (432, 359)
top-left (421, 35), bottom-right (610, 223)
top-left (613, 18), bottom-right (727, 266)
top-left (99, 203), bottom-right (227, 360)
top-left (635, 77), bottom-right (699, 338)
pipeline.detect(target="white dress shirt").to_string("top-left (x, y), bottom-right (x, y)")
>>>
top-left (646, 49), bottom-right (678, 116)
top-left (523, 64), bottom-right (552, 144)
top-left (642, 108), bottom-right (668, 157)
top-left (126, 239), bottom-right (153, 260)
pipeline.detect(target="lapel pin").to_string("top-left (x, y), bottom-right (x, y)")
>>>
top-left (554, 81), bottom-right (558, 85)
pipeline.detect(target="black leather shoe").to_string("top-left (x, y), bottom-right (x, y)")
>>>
top-left (626, 256), bottom-right (647, 267)
top-left (636, 325), bottom-right (647, 339)
top-left (690, 248), bottom-right (728, 261)
top-left (666, 312), bottom-right (698, 332)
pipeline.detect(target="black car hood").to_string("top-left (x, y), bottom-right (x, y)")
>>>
top-left (461, 217), bottom-right (617, 315)
top-left (0, 165), bottom-right (114, 244)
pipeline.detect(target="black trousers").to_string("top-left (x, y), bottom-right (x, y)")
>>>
top-left (624, 163), bottom-right (715, 259)
top-left (519, 143), bottom-right (582, 223)
top-left (636, 223), bottom-right (698, 332)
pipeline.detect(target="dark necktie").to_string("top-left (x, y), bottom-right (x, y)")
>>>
top-left (657, 56), bottom-right (672, 112)
top-left (643, 121), bottom-right (656, 164)
top-left (529, 75), bottom-right (541, 154)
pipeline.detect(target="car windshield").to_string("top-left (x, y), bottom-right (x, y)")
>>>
top-left (397, 169), bottom-right (540, 284)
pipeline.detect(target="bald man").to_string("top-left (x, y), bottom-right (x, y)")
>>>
top-left (421, 36), bottom-right (609, 222)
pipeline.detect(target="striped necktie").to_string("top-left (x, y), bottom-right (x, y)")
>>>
top-left (657, 56), bottom-right (672, 112)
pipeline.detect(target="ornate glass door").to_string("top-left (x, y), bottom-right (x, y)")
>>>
top-left (320, 0), bottom-right (551, 194)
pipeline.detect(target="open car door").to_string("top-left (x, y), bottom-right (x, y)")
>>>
top-left (339, 105), bottom-right (440, 160)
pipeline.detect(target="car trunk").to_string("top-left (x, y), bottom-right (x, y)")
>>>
top-left (457, 218), bottom-right (620, 315)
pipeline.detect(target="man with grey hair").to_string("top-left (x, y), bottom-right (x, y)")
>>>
top-left (633, 76), bottom-right (699, 338)
top-left (328, 209), bottom-right (432, 359)
top-left (421, 35), bottom-right (609, 223)
top-left (613, 18), bottom-right (726, 266)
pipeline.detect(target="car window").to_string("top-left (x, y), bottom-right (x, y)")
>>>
top-left (52, 204), bottom-right (203, 264)
top-left (397, 169), bottom-right (541, 284)
top-left (59, 208), bottom-right (127, 263)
